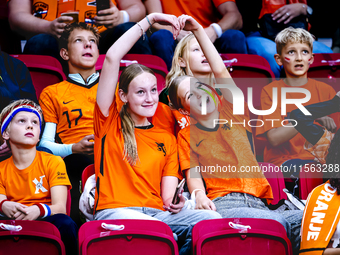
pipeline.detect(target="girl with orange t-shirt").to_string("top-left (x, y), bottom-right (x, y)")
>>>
top-left (167, 15), bottom-right (304, 254)
top-left (93, 13), bottom-right (221, 255)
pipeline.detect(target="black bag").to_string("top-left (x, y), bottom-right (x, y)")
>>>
top-left (259, 13), bottom-right (308, 41)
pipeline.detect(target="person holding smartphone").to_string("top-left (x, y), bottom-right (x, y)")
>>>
top-left (8, 0), bottom-right (151, 57)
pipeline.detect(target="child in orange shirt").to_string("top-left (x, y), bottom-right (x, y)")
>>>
top-left (256, 27), bottom-right (340, 181)
top-left (167, 16), bottom-right (304, 254)
top-left (93, 13), bottom-right (221, 255)
top-left (39, 22), bottom-right (100, 226)
top-left (0, 99), bottom-right (77, 255)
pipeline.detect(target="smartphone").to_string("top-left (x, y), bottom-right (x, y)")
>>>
top-left (171, 178), bottom-right (186, 205)
top-left (60, 12), bottom-right (79, 23)
top-left (97, 0), bottom-right (110, 14)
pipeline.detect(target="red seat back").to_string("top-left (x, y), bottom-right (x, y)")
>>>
top-left (193, 218), bottom-right (292, 255)
top-left (220, 54), bottom-right (275, 109)
top-left (308, 53), bottom-right (340, 91)
top-left (220, 54), bottom-right (275, 159)
top-left (260, 162), bottom-right (288, 204)
top-left (66, 189), bottom-right (71, 216)
top-left (10, 55), bottom-right (66, 99)
top-left (81, 164), bottom-right (95, 192)
top-left (0, 220), bottom-right (65, 255)
top-left (78, 219), bottom-right (178, 255)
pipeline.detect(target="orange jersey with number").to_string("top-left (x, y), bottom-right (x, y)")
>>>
top-left (39, 78), bottom-right (98, 144)
top-left (30, 0), bottom-right (117, 33)
top-left (93, 96), bottom-right (181, 212)
top-left (256, 79), bottom-right (340, 166)
top-left (177, 99), bottom-right (273, 202)
top-left (0, 151), bottom-right (71, 206)
top-left (161, 0), bottom-right (235, 28)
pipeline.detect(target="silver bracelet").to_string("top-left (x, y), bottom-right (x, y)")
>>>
top-left (136, 22), bottom-right (145, 40)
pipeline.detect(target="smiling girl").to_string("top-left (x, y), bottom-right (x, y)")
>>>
top-left (93, 13), bottom-right (221, 255)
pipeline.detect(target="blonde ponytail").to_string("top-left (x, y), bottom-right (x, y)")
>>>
top-left (120, 104), bottom-right (138, 165)
top-left (118, 64), bottom-right (155, 165)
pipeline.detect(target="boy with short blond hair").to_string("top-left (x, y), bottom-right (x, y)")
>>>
top-left (256, 27), bottom-right (340, 183)
top-left (0, 99), bottom-right (77, 255)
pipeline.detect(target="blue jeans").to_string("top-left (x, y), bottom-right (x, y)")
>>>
top-left (95, 206), bottom-right (221, 255)
top-left (150, 29), bottom-right (247, 70)
top-left (24, 33), bottom-right (60, 59)
top-left (246, 31), bottom-right (333, 78)
top-left (24, 22), bottom-right (152, 57)
top-left (213, 192), bottom-right (303, 255)
top-left (44, 214), bottom-right (79, 255)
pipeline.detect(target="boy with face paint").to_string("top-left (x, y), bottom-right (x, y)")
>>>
top-left (256, 27), bottom-right (340, 186)
top-left (0, 99), bottom-right (78, 255)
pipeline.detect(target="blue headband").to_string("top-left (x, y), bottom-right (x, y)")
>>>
top-left (1, 106), bottom-right (42, 134)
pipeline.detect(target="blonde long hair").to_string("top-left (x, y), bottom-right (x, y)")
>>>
top-left (118, 64), bottom-right (155, 165)
top-left (166, 33), bottom-right (214, 89)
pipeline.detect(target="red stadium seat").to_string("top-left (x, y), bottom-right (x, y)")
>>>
top-left (192, 218), bottom-right (292, 255)
top-left (0, 220), bottom-right (65, 255)
top-left (299, 164), bottom-right (324, 200)
top-left (260, 162), bottom-right (288, 205)
top-left (66, 190), bottom-right (71, 216)
top-left (81, 164), bottom-right (95, 192)
top-left (95, 54), bottom-right (168, 93)
top-left (220, 54), bottom-right (275, 109)
top-left (78, 219), bottom-right (179, 255)
top-left (10, 55), bottom-right (66, 99)
top-left (219, 54), bottom-right (275, 160)
top-left (308, 53), bottom-right (340, 91)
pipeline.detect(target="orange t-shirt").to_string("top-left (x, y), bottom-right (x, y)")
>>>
top-left (30, 0), bottom-right (116, 33)
top-left (259, 0), bottom-right (307, 19)
top-left (161, 0), bottom-right (235, 28)
top-left (93, 99), bottom-right (181, 212)
top-left (256, 79), bottom-right (339, 166)
top-left (39, 78), bottom-right (98, 144)
top-left (0, 151), bottom-right (71, 206)
top-left (177, 98), bottom-right (273, 201)
top-left (152, 102), bottom-right (190, 136)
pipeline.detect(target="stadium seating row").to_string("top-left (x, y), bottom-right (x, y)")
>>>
top-left (11, 53), bottom-right (328, 201)
top-left (0, 217), bottom-right (292, 255)
top-left (11, 53), bottom-right (340, 100)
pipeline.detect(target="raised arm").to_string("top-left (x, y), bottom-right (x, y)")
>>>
top-left (179, 15), bottom-right (235, 103)
top-left (8, 0), bottom-right (73, 38)
top-left (97, 13), bottom-right (180, 116)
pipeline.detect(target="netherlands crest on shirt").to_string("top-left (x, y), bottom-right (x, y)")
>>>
top-left (33, 175), bottom-right (48, 194)
top-left (84, 10), bottom-right (96, 25)
top-left (32, 2), bottom-right (48, 19)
